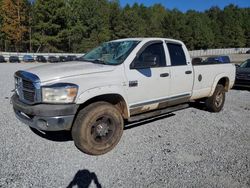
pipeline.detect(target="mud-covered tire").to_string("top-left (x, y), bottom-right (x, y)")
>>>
top-left (72, 102), bottom-right (124, 155)
top-left (205, 84), bottom-right (225, 112)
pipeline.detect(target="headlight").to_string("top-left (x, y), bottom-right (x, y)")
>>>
top-left (42, 83), bottom-right (78, 103)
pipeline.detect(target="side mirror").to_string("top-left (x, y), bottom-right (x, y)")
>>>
top-left (235, 64), bottom-right (240, 68)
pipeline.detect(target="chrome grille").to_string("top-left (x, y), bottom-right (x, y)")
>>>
top-left (23, 79), bottom-right (35, 90)
top-left (22, 80), bottom-right (35, 102)
top-left (14, 71), bottom-right (41, 104)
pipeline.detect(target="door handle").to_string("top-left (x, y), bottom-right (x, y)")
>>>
top-left (160, 73), bottom-right (169, 77)
top-left (185, 70), bottom-right (192, 74)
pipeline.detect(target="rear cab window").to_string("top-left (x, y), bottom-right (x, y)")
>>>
top-left (166, 42), bottom-right (187, 66)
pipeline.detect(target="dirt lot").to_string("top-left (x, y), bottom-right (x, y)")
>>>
top-left (0, 64), bottom-right (249, 188)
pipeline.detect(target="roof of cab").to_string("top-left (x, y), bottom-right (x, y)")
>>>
top-left (111, 38), bottom-right (184, 45)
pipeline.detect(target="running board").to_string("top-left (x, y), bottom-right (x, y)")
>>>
top-left (128, 103), bottom-right (189, 122)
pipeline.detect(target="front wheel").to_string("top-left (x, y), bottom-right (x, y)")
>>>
top-left (72, 102), bottom-right (124, 155)
top-left (205, 84), bottom-right (225, 112)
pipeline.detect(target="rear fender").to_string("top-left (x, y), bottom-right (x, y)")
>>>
top-left (209, 74), bottom-right (229, 97)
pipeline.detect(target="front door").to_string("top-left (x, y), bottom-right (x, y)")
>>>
top-left (125, 41), bottom-right (171, 114)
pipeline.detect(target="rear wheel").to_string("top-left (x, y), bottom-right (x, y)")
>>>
top-left (72, 102), bottom-right (124, 155)
top-left (205, 84), bottom-right (225, 112)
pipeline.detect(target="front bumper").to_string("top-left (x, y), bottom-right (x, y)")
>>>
top-left (12, 94), bottom-right (79, 131)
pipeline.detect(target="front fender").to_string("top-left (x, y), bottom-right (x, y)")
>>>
top-left (76, 85), bottom-right (130, 116)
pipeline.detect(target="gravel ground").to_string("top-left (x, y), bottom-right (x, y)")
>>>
top-left (0, 64), bottom-right (249, 188)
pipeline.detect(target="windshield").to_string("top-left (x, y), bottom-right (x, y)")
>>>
top-left (240, 59), bottom-right (250, 68)
top-left (80, 40), bottom-right (140, 65)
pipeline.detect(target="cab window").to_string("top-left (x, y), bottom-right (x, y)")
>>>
top-left (167, 43), bottom-right (187, 66)
top-left (131, 43), bottom-right (166, 69)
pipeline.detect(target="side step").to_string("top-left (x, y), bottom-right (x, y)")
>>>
top-left (128, 103), bottom-right (189, 122)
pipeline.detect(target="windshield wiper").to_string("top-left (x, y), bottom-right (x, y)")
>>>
top-left (92, 59), bottom-right (107, 64)
top-left (81, 58), bottom-right (112, 65)
top-left (78, 58), bottom-right (105, 64)
top-left (91, 59), bottom-right (114, 65)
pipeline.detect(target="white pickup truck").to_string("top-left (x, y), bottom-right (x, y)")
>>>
top-left (12, 38), bottom-right (235, 155)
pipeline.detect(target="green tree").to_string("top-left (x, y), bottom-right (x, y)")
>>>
top-left (32, 0), bottom-right (67, 52)
top-left (146, 4), bottom-right (166, 37)
top-left (241, 8), bottom-right (250, 47)
top-left (109, 0), bottom-right (123, 39)
top-left (116, 4), bottom-right (146, 38)
top-left (65, 0), bottom-right (110, 52)
top-left (185, 11), bottom-right (214, 50)
top-left (220, 4), bottom-right (245, 48)
top-left (1, 0), bottom-right (249, 52)
top-left (161, 9), bottom-right (185, 40)
top-left (205, 6), bottom-right (223, 48)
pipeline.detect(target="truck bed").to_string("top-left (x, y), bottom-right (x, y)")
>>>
top-left (191, 63), bottom-right (236, 100)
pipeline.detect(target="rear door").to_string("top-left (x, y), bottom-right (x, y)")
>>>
top-left (166, 42), bottom-right (193, 99)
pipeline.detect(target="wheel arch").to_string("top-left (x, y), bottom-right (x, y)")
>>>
top-left (209, 75), bottom-right (230, 97)
top-left (76, 92), bottom-right (129, 119)
top-left (217, 77), bottom-right (230, 91)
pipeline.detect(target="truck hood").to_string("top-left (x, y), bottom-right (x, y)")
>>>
top-left (25, 61), bottom-right (116, 82)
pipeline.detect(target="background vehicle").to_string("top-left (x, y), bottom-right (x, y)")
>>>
top-left (59, 56), bottom-right (67, 62)
top-left (66, 55), bottom-right (77, 61)
top-left (204, 55), bottom-right (231, 64)
top-left (0, 55), bottom-right (7, 63)
top-left (23, 55), bottom-right (35, 63)
top-left (12, 38), bottom-right (235, 156)
top-left (48, 56), bottom-right (59, 63)
top-left (36, 55), bottom-right (47, 63)
top-left (235, 59), bottom-right (250, 87)
top-left (246, 50), bottom-right (250, 54)
top-left (9, 56), bottom-right (20, 63)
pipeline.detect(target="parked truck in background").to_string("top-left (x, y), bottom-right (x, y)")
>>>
top-left (12, 38), bottom-right (236, 155)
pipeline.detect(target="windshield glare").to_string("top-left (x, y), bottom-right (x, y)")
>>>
top-left (240, 60), bottom-right (250, 68)
top-left (81, 40), bottom-right (139, 65)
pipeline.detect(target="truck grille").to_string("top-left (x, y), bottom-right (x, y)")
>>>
top-left (22, 80), bottom-right (35, 102)
top-left (14, 71), bottom-right (41, 104)
top-left (23, 79), bottom-right (35, 90)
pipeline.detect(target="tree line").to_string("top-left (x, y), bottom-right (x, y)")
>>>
top-left (0, 0), bottom-right (249, 53)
